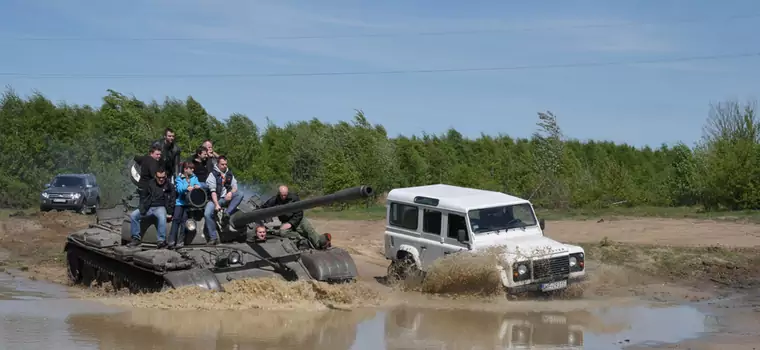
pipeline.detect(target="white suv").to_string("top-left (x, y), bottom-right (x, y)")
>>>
top-left (383, 184), bottom-right (586, 294)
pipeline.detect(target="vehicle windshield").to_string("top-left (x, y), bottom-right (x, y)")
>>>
top-left (51, 176), bottom-right (85, 187)
top-left (467, 203), bottom-right (538, 234)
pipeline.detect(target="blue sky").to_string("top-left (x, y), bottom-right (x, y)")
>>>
top-left (1, 0), bottom-right (759, 148)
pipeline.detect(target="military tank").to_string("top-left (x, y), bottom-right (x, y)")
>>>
top-left (63, 160), bottom-right (374, 294)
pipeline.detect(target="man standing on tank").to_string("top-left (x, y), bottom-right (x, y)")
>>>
top-left (260, 185), bottom-right (332, 249)
top-left (191, 145), bottom-right (212, 184)
top-left (127, 167), bottom-right (176, 249)
top-left (202, 139), bottom-right (220, 168)
top-left (154, 127), bottom-right (181, 181)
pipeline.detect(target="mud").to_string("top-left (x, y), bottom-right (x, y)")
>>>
top-left (3, 211), bottom-right (760, 348)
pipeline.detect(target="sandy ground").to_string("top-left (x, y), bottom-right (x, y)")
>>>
top-left (3, 211), bottom-right (760, 348)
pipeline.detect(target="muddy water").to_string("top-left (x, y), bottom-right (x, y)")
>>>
top-left (0, 271), bottom-right (723, 350)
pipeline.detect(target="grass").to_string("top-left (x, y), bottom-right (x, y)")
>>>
top-left (307, 202), bottom-right (760, 223)
top-left (0, 208), bottom-right (38, 219)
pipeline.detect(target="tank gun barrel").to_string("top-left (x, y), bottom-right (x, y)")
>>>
top-left (230, 185), bottom-right (373, 229)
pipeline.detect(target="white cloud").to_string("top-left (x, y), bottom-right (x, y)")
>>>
top-left (47, 0), bottom-right (681, 70)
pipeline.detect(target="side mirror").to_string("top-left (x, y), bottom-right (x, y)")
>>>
top-left (539, 218), bottom-right (546, 230)
top-left (457, 229), bottom-right (468, 242)
top-left (86, 184), bottom-right (93, 188)
top-left (44, 183), bottom-right (50, 188)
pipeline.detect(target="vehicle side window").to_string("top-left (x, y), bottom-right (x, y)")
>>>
top-left (447, 213), bottom-right (467, 239)
top-left (422, 209), bottom-right (442, 235)
top-left (389, 202), bottom-right (419, 230)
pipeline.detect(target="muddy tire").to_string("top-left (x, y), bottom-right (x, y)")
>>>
top-left (387, 257), bottom-right (422, 282)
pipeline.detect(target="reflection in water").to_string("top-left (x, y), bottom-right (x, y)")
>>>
top-left (385, 307), bottom-right (587, 349)
top-left (67, 307), bottom-right (376, 350)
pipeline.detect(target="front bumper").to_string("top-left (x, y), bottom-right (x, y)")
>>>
top-left (40, 196), bottom-right (84, 210)
top-left (505, 274), bottom-right (587, 294)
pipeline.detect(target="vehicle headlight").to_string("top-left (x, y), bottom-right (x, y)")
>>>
top-left (72, 193), bottom-right (81, 199)
top-left (569, 256), bottom-right (577, 267)
top-left (517, 264), bottom-right (528, 275)
top-left (41, 192), bottom-right (49, 198)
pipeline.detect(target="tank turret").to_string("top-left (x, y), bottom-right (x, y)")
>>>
top-left (230, 185), bottom-right (373, 230)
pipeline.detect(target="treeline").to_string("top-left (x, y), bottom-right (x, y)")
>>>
top-left (0, 87), bottom-right (758, 212)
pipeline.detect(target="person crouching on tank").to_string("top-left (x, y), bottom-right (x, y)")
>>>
top-left (168, 161), bottom-right (201, 249)
top-left (260, 185), bottom-right (332, 250)
top-left (204, 155), bottom-right (243, 245)
top-left (127, 167), bottom-right (176, 249)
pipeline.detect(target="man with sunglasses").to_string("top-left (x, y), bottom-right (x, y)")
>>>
top-left (127, 167), bottom-right (176, 249)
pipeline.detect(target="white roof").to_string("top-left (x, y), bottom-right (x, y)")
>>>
top-left (386, 184), bottom-right (530, 212)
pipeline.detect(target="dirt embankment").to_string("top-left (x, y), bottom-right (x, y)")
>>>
top-left (3, 211), bottom-right (760, 308)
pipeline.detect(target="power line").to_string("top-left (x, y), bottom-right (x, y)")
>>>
top-left (2, 13), bottom-right (759, 41)
top-left (1, 52), bottom-right (758, 80)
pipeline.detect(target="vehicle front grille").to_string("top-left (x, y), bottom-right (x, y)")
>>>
top-left (48, 192), bottom-right (72, 199)
top-left (533, 255), bottom-right (570, 279)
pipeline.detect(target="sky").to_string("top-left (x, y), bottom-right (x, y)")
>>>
top-left (1, 0), bottom-right (759, 148)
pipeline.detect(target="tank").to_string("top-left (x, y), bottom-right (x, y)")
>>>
top-left (63, 159), bottom-right (374, 294)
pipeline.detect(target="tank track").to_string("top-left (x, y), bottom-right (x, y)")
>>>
top-left (65, 243), bottom-right (168, 294)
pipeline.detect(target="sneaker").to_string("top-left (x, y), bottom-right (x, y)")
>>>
top-left (156, 241), bottom-right (169, 249)
top-left (126, 239), bottom-right (141, 248)
top-left (208, 238), bottom-right (219, 246)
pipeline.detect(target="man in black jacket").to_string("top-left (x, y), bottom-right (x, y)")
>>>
top-left (260, 185), bottom-right (331, 249)
top-left (127, 167), bottom-right (176, 249)
top-left (133, 144), bottom-right (162, 191)
top-left (191, 145), bottom-right (212, 184)
top-left (153, 127), bottom-right (181, 181)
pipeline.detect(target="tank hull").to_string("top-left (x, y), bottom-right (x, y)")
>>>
top-left (64, 224), bottom-right (359, 293)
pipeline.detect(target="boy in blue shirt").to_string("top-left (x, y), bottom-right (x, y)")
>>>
top-left (168, 161), bottom-right (201, 248)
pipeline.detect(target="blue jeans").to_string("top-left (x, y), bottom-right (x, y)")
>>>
top-left (130, 207), bottom-right (168, 243)
top-left (204, 191), bottom-right (244, 240)
top-left (168, 205), bottom-right (189, 245)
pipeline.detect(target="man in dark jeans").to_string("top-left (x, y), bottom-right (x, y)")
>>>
top-left (127, 168), bottom-right (176, 249)
top-left (153, 127), bottom-right (182, 181)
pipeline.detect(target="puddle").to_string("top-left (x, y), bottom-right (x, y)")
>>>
top-left (0, 273), bottom-right (717, 350)
top-left (0, 270), bottom-right (70, 300)
top-left (45, 302), bottom-right (711, 349)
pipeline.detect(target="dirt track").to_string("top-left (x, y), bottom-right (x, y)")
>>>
top-left (4, 211), bottom-right (760, 287)
top-left (3, 211), bottom-right (760, 348)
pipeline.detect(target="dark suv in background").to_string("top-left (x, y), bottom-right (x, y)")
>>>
top-left (40, 173), bottom-right (100, 214)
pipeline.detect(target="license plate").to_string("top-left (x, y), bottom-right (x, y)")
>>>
top-left (540, 280), bottom-right (567, 292)
top-left (52, 199), bottom-right (66, 203)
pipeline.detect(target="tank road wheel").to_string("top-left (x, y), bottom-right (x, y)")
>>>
top-left (66, 251), bottom-right (84, 285)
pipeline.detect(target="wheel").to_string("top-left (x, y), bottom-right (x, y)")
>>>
top-left (387, 257), bottom-right (422, 282)
top-left (66, 251), bottom-right (83, 284)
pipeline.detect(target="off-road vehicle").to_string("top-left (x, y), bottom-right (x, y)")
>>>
top-left (383, 184), bottom-right (586, 294)
top-left (40, 173), bottom-right (100, 214)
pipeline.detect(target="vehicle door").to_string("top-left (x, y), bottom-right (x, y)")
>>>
top-left (83, 176), bottom-right (97, 206)
top-left (441, 212), bottom-right (471, 256)
top-left (418, 208), bottom-right (446, 268)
